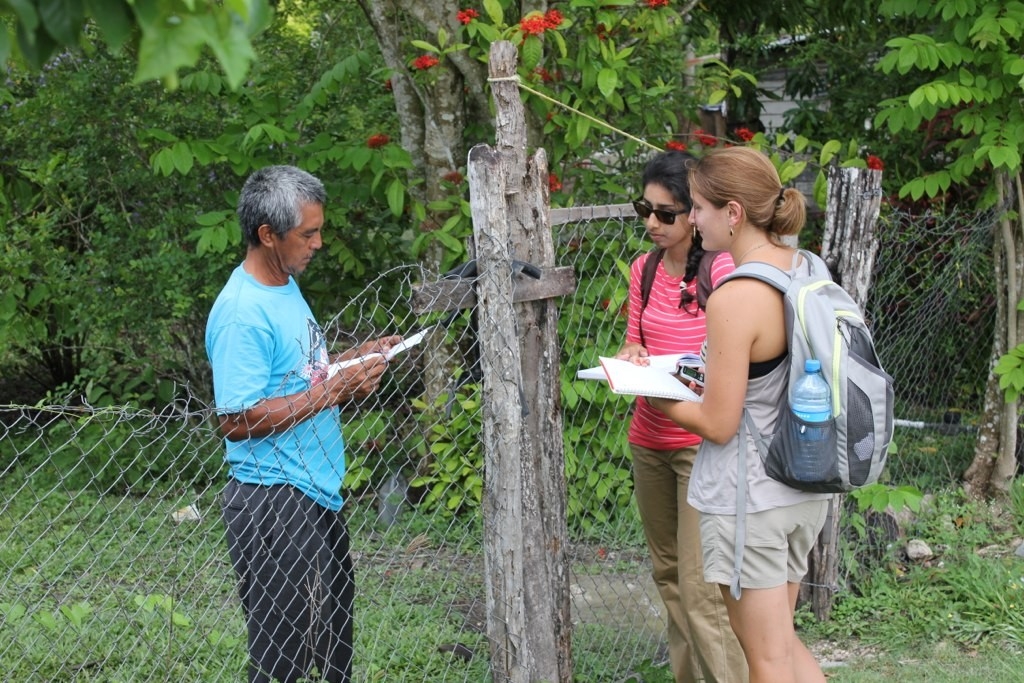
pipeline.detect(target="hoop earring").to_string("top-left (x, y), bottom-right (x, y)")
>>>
top-left (729, 227), bottom-right (734, 237)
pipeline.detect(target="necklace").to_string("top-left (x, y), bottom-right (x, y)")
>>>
top-left (736, 242), bottom-right (771, 264)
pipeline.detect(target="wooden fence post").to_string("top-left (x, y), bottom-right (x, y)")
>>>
top-left (822, 165), bottom-right (884, 308)
top-left (468, 40), bottom-right (573, 682)
top-left (801, 166), bottom-right (883, 620)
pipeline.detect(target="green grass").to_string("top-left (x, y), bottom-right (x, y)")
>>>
top-left (819, 641), bottom-right (1023, 682)
top-left (4, 426), bottom-right (1024, 681)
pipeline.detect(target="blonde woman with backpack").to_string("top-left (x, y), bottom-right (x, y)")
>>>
top-left (649, 146), bottom-right (831, 683)
top-left (616, 150), bottom-right (746, 683)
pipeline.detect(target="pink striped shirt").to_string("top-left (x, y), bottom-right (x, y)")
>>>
top-left (625, 250), bottom-right (736, 450)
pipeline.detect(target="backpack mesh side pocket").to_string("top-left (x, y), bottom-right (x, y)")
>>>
top-left (844, 352), bottom-right (894, 487)
top-left (765, 407), bottom-right (841, 493)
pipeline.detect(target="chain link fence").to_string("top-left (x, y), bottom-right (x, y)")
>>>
top-left (0, 200), bottom-right (997, 681)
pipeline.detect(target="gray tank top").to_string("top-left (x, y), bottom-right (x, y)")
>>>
top-left (687, 358), bottom-right (831, 514)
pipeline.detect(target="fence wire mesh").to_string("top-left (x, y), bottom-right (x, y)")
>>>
top-left (0, 202), bottom-right (998, 682)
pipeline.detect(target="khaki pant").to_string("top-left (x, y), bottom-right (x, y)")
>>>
top-left (631, 444), bottom-right (748, 683)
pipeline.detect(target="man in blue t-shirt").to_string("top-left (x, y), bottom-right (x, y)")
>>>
top-left (206, 165), bottom-right (399, 683)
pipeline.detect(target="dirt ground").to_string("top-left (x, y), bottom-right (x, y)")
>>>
top-left (569, 557), bottom-right (872, 673)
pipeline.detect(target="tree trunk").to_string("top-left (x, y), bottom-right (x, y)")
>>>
top-left (963, 170), bottom-right (1022, 499)
top-left (356, 0), bottom-right (476, 409)
top-left (803, 166), bottom-right (883, 620)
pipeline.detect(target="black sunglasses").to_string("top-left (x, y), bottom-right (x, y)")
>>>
top-left (632, 199), bottom-right (689, 225)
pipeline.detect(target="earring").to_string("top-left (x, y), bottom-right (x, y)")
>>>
top-left (692, 225), bottom-right (697, 240)
top-left (729, 226), bottom-right (734, 237)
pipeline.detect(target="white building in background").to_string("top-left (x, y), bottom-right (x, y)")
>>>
top-left (690, 34), bottom-right (827, 137)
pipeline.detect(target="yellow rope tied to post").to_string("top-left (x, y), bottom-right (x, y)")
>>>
top-left (488, 74), bottom-right (663, 153)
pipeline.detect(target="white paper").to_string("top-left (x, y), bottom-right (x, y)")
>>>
top-left (327, 326), bottom-right (433, 379)
top-left (384, 326), bottom-right (433, 360)
top-left (598, 356), bottom-right (701, 401)
top-left (576, 353), bottom-right (681, 381)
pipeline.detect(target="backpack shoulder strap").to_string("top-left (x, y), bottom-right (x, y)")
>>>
top-left (640, 248), bottom-right (665, 309)
top-left (696, 250), bottom-right (718, 310)
top-left (797, 249), bottom-right (834, 280)
top-left (638, 249), bottom-right (664, 348)
top-left (719, 260), bottom-right (792, 294)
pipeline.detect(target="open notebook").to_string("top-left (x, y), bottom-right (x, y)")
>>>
top-left (577, 354), bottom-right (701, 402)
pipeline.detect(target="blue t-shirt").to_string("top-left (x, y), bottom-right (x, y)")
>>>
top-left (205, 264), bottom-right (345, 511)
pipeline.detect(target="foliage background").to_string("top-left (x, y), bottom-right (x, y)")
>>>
top-left (2, 0), bottom-right (1023, 679)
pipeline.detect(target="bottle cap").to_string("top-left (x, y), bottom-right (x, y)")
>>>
top-left (805, 359), bottom-right (821, 372)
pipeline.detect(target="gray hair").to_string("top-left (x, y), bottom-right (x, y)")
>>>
top-left (237, 165), bottom-right (327, 246)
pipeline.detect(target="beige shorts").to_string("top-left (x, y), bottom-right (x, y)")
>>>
top-left (699, 499), bottom-right (830, 589)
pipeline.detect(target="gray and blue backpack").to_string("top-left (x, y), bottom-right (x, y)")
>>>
top-left (722, 249), bottom-right (895, 493)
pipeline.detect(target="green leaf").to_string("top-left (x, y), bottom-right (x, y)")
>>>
top-left (386, 179), bottom-right (405, 217)
top-left (778, 160), bottom-right (807, 184)
top-left (597, 67), bottom-right (618, 99)
top-left (343, 147), bottom-right (369, 172)
top-left (16, 18), bottom-right (58, 68)
top-left (85, 0), bottom-right (134, 51)
top-left (195, 210), bottom-right (230, 227)
top-left (0, 26), bottom-right (9, 66)
top-left (813, 172), bottom-right (828, 208)
top-left (433, 230), bottom-right (464, 252)
top-left (995, 351), bottom-right (1023, 375)
top-left (0, 603), bottom-right (26, 622)
top-left (707, 89), bottom-right (727, 105)
top-left (483, 0), bottom-right (503, 25)
top-left (7, 0), bottom-right (40, 35)
top-left (133, 14), bottom-right (205, 86)
top-left (551, 29), bottom-right (568, 59)
top-left (152, 148), bottom-right (175, 176)
top-left (520, 35), bottom-right (542, 72)
top-left (33, 611), bottom-right (58, 632)
top-left (410, 40), bottom-right (439, 53)
top-left (203, 15), bottom-right (259, 91)
top-left (989, 146), bottom-right (1019, 170)
top-left (26, 283), bottom-right (48, 308)
top-left (38, 0), bottom-right (85, 46)
top-left (819, 139), bottom-right (842, 166)
top-left (171, 142), bottom-right (194, 175)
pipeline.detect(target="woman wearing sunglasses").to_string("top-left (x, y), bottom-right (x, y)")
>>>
top-left (615, 150), bottom-right (746, 683)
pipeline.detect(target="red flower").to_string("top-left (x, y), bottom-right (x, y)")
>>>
top-left (646, 0), bottom-right (670, 7)
top-left (443, 171), bottom-right (464, 184)
top-left (694, 128), bottom-right (717, 147)
top-left (735, 127), bottom-right (754, 142)
top-left (544, 9), bottom-right (564, 29)
top-left (412, 54), bottom-right (440, 70)
top-left (456, 8), bottom-right (479, 25)
top-left (867, 154), bottom-right (885, 171)
top-left (534, 66), bottom-right (555, 82)
top-left (366, 134), bottom-right (390, 149)
top-left (549, 173), bottom-right (562, 192)
top-left (665, 140), bottom-right (687, 151)
top-left (520, 14), bottom-right (548, 35)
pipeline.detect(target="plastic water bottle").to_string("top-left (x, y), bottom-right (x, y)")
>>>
top-left (789, 358), bottom-right (832, 481)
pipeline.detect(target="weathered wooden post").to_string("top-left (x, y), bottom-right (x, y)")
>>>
top-left (469, 40), bottom-right (574, 682)
top-left (801, 166), bottom-right (884, 620)
top-left (822, 166), bottom-right (884, 307)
